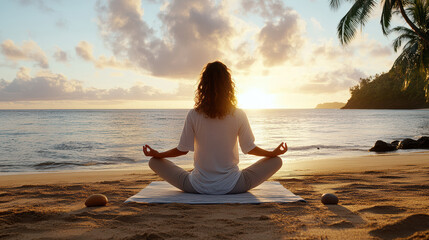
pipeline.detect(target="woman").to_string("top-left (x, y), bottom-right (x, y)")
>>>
top-left (143, 61), bottom-right (287, 194)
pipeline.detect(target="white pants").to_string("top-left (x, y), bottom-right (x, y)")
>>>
top-left (148, 156), bottom-right (283, 194)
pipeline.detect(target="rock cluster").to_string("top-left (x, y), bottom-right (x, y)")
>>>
top-left (369, 136), bottom-right (429, 152)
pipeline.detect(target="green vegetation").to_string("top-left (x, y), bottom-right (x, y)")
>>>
top-left (331, 0), bottom-right (429, 108)
top-left (390, 0), bottom-right (429, 101)
top-left (343, 68), bottom-right (429, 109)
top-left (330, 0), bottom-right (429, 46)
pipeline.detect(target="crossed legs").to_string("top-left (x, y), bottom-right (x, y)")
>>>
top-left (228, 156), bottom-right (283, 194)
top-left (148, 157), bottom-right (198, 193)
top-left (148, 156), bottom-right (283, 194)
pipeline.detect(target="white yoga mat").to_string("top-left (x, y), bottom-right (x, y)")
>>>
top-left (125, 181), bottom-right (305, 204)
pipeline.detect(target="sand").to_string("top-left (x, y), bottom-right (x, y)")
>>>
top-left (1, 152), bottom-right (429, 239)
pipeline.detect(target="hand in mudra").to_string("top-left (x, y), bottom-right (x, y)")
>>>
top-left (143, 144), bottom-right (160, 157)
top-left (272, 142), bottom-right (288, 156)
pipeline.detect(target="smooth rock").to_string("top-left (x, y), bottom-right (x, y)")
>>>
top-left (391, 140), bottom-right (400, 149)
top-left (417, 136), bottom-right (429, 149)
top-left (369, 140), bottom-right (396, 152)
top-left (398, 138), bottom-right (419, 149)
top-left (321, 193), bottom-right (339, 205)
top-left (85, 194), bottom-right (108, 207)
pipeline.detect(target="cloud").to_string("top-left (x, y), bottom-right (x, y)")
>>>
top-left (258, 13), bottom-right (304, 66)
top-left (0, 70), bottom-right (86, 101)
top-left (1, 39), bottom-right (49, 68)
top-left (240, 0), bottom-right (288, 20)
top-left (368, 45), bottom-right (391, 57)
top-left (348, 34), bottom-right (393, 58)
top-left (311, 41), bottom-right (351, 61)
top-left (53, 47), bottom-right (68, 62)
top-left (16, 67), bottom-right (31, 80)
top-left (75, 41), bottom-right (94, 61)
top-left (310, 34), bottom-right (392, 65)
top-left (0, 69), bottom-right (191, 101)
top-left (19, 0), bottom-right (53, 13)
top-left (96, 0), bottom-right (233, 78)
top-left (75, 41), bottom-right (133, 69)
top-left (55, 18), bottom-right (68, 29)
top-left (93, 56), bottom-right (133, 69)
top-left (299, 68), bottom-right (366, 94)
top-left (310, 17), bottom-right (324, 31)
top-left (240, 0), bottom-right (305, 66)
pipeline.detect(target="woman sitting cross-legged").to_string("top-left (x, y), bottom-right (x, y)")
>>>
top-left (143, 61), bottom-right (287, 194)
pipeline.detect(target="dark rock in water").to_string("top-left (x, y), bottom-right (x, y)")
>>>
top-left (321, 193), bottom-right (339, 205)
top-left (391, 140), bottom-right (400, 149)
top-left (369, 140), bottom-right (397, 152)
top-left (398, 138), bottom-right (419, 149)
top-left (417, 136), bottom-right (429, 149)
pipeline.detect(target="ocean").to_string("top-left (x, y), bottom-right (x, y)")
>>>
top-left (1, 109), bottom-right (428, 174)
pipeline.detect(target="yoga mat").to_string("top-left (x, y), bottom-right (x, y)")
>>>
top-left (125, 181), bottom-right (306, 204)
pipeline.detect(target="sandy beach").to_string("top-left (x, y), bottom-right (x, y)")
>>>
top-left (1, 152), bottom-right (429, 239)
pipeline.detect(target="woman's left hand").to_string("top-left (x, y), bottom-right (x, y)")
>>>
top-left (143, 144), bottom-right (160, 157)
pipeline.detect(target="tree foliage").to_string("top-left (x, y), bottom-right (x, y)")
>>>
top-left (333, 0), bottom-right (429, 107)
top-left (391, 0), bottom-right (429, 101)
top-left (343, 67), bottom-right (429, 108)
top-left (330, 0), bottom-right (429, 45)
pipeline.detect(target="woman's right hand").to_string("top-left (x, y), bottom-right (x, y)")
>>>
top-left (272, 142), bottom-right (288, 156)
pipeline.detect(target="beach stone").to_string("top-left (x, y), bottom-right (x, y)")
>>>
top-left (85, 194), bottom-right (108, 207)
top-left (369, 140), bottom-right (396, 152)
top-left (398, 138), bottom-right (419, 149)
top-left (417, 136), bottom-right (429, 149)
top-left (321, 193), bottom-right (339, 205)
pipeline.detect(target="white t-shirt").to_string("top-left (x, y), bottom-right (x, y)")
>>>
top-left (177, 108), bottom-right (256, 194)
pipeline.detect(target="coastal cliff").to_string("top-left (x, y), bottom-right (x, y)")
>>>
top-left (342, 68), bottom-right (429, 109)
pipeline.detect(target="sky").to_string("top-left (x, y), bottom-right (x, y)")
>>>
top-left (0, 0), bottom-right (406, 109)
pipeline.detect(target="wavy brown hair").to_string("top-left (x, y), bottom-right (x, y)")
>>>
top-left (194, 61), bottom-right (237, 119)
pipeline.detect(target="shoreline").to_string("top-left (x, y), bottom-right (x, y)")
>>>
top-left (0, 148), bottom-right (423, 177)
top-left (1, 151), bottom-right (428, 186)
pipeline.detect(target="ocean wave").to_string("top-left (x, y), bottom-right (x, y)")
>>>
top-left (32, 155), bottom-right (137, 170)
top-left (53, 141), bottom-right (97, 151)
top-left (33, 160), bottom-right (115, 170)
top-left (0, 132), bottom-right (38, 136)
top-left (103, 156), bottom-right (136, 163)
top-left (36, 150), bottom-right (71, 159)
top-left (33, 161), bottom-right (82, 169)
top-left (290, 145), bottom-right (366, 151)
top-left (290, 145), bottom-right (344, 151)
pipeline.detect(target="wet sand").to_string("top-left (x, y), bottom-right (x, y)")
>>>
top-left (1, 152), bottom-right (429, 239)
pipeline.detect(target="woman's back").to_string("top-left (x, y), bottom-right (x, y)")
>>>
top-left (177, 108), bottom-right (256, 194)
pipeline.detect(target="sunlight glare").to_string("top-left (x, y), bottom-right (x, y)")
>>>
top-left (237, 89), bottom-right (277, 109)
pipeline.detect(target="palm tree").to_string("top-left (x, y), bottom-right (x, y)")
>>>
top-left (330, 0), bottom-right (429, 45)
top-left (391, 0), bottom-right (429, 100)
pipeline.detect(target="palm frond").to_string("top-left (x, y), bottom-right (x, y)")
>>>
top-left (407, 0), bottom-right (429, 29)
top-left (330, 0), bottom-right (355, 10)
top-left (359, 0), bottom-right (377, 23)
top-left (337, 0), bottom-right (377, 45)
top-left (391, 25), bottom-right (417, 35)
top-left (381, 0), bottom-right (398, 35)
top-left (330, 0), bottom-right (342, 9)
top-left (393, 33), bottom-right (415, 51)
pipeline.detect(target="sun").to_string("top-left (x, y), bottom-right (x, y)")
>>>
top-left (237, 88), bottom-right (277, 109)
